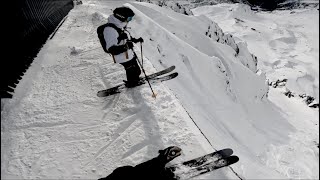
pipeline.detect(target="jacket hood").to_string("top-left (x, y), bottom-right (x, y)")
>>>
top-left (107, 15), bottom-right (127, 29)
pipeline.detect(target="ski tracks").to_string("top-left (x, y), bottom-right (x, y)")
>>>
top-left (2, 2), bottom-right (211, 179)
top-left (84, 113), bottom-right (140, 166)
top-left (83, 60), bottom-right (210, 178)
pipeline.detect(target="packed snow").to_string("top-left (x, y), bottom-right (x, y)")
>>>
top-left (1, 0), bottom-right (319, 179)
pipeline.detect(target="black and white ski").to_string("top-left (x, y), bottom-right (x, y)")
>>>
top-left (166, 148), bottom-right (239, 179)
top-left (173, 156), bottom-right (239, 179)
top-left (169, 148), bottom-right (233, 169)
top-left (97, 72), bottom-right (178, 97)
top-left (97, 66), bottom-right (175, 97)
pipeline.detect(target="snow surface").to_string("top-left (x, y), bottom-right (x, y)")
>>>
top-left (192, 3), bottom-right (319, 179)
top-left (1, 0), bottom-right (319, 179)
top-left (192, 3), bottom-right (319, 102)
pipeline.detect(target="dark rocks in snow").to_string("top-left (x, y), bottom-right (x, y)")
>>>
top-left (268, 80), bottom-right (319, 108)
top-left (138, 0), bottom-right (194, 15)
top-left (157, 45), bottom-right (162, 54)
top-left (252, 54), bottom-right (258, 67)
top-left (268, 80), bottom-right (318, 108)
top-left (309, 103), bottom-right (319, 109)
top-left (305, 96), bottom-right (315, 105)
top-left (217, 61), bottom-right (226, 74)
top-left (235, 18), bottom-right (245, 23)
top-left (299, 94), bottom-right (306, 98)
top-left (284, 90), bottom-right (294, 98)
top-left (205, 22), bottom-right (256, 72)
top-left (269, 79), bottom-right (287, 88)
top-left (299, 94), bottom-right (318, 108)
top-left (205, 23), bottom-right (240, 57)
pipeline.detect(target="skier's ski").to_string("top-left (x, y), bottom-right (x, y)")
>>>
top-left (173, 156), bottom-right (239, 179)
top-left (138, 65), bottom-right (175, 80)
top-left (97, 66), bottom-right (175, 97)
top-left (97, 72), bottom-right (178, 97)
top-left (169, 148), bottom-right (233, 169)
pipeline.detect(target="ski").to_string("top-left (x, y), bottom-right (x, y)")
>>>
top-left (169, 148), bottom-right (233, 169)
top-left (173, 156), bottom-right (239, 179)
top-left (97, 66), bottom-right (175, 97)
top-left (97, 72), bottom-right (178, 97)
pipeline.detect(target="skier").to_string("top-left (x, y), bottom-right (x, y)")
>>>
top-left (103, 6), bottom-right (144, 87)
top-left (98, 146), bottom-right (182, 180)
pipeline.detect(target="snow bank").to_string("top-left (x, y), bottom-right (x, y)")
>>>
top-left (192, 3), bottom-right (319, 179)
top-left (127, 2), bottom-right (296, 178)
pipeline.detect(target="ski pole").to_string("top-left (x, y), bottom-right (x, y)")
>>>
top-left (131, 47), bottom-right (157, 99)
top-left (140, 42), bottom-right (144, 67)
top-left (137, 54), bottom-right (157, 98)
top-left (125, 31), bottom-right (157, 98)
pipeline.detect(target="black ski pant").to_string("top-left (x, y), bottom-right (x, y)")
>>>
top-left (120, 56), bottom-right (141, 83)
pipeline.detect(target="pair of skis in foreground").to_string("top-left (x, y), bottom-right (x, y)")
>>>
top-left (97, 65), bottom-right (177, 97)
top-left (168, 148), bottom-right (239, 179)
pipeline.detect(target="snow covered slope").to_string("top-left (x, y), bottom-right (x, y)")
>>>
top-left (193, 3), bottom-right (319, 104)
top-left (192, 3), bottom-right (319, 179)
top-left (1, 2), bottom-right (216, 179)
top-left (1, 0), bottom-right (319, 179)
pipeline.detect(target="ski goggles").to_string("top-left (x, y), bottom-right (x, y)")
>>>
top-left (127, 16), bottom-right (133, 22)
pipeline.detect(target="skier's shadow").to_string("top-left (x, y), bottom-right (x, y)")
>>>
top-left (121, 88), bottom-right (165, 160)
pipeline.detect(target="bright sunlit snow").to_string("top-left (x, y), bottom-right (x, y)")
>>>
top-left (1, 1), bottom-right (319, 179)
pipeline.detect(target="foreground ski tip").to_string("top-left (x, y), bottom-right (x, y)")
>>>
top-left (173, 155), bottom-right (239, 180)
top-left (189, 155), bottom-right (240, 178)
top-left (167, 148), bottom-right (239, 180)
top-left (173, 148), bottom-right (234, 168)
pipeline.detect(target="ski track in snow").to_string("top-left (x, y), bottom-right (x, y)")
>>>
top-left (1, 2), bottom-right (213, 179)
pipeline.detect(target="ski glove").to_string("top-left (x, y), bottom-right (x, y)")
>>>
top-left (118, 32), bottom-right (128, 41)
top-left (158, 146), bottom-right (182, 164)
top-left (126, 41), bottom-right (134, 50)
top-left (131, 37), bottom-right (144, 43)
top-left (108, 44), bottom-right (128, 55)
